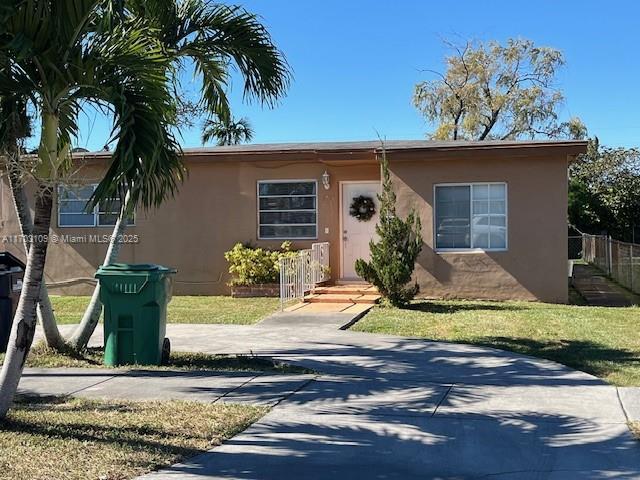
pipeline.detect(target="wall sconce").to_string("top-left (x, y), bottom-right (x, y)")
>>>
top-left (321, 170), bottom-right (331, 190)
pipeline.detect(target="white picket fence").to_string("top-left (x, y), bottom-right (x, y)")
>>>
top-left (279, 242), bottom-right (330, 309)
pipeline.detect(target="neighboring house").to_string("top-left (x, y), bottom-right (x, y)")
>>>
top-left (0, 139), bottom-right (587, 302)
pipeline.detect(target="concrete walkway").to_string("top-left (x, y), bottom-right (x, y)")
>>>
top-left (573, 263), bottom-right (640, 307)
top-left (19, 368), bottom-right (315, 406)
top-left (31, 315), bottom-right (640, 479)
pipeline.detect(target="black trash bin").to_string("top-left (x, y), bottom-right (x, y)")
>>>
top-left (0, 252), bottom-right (25, 352)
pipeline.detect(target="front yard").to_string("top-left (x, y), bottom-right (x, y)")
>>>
top-left (50, 293), bottom-right (640, 386)
top-left (353, 299), bottom-right (640, 387)
top-left (51, 295), bottom-right (279, 325)
top-left (0, 396), bottom-right (265, 480)
top-left (0, 343), bottom-right (310, 373)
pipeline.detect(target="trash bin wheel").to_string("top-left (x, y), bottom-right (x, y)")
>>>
top-left (161, 337), bottom-right (171, 365)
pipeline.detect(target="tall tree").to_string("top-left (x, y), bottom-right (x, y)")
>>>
top-left (413, 38), bottom-right (585, 141)
top-left (569, 138), bottom-right (640, 241)
top-left (0, 97), bottom-right (65, 350)
top-left (202, 115), bottom-right (254, 145)
top-left (0, 0), bottom-right (188, 417)
top-left (355, 144), bottom-right (422, 307)
top-left (67, 0), bottom-right (289, 350)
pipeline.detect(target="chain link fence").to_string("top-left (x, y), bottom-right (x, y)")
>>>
top-left (582, 234), bottom-right (640, 294)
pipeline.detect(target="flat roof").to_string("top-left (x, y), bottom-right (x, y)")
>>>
top-left (77, 139), bottom-right (588, 158)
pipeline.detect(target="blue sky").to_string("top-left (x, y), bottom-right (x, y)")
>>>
top-left (75, 0), bottom-right (640, 151)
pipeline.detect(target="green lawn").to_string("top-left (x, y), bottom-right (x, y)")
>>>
top-left (0, 342), bottom-right (310, 373)
top-left (352, 299), bottom-right (640, 386)
top-left (0, 396), bottom-right (265, 480)
top-left (51, 295), bottom-right (279, 325)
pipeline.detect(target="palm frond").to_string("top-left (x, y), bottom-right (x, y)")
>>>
top-left (128, 0), bottom-right (290, 121)
top-left (74, 18), bottom-right (185, 211)
top-left (181, 3), bottom-right (290, 106)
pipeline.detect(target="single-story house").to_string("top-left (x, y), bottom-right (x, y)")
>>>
top-left (0, 139), bottom-right (587, 303)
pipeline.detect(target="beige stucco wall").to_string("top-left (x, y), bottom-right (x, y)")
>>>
top-left (0, 155), bottom-right (379, 296)
top-left (391, 150), bottom-right (569, 303)
top-left (0, 146), bottom-right (570, 302)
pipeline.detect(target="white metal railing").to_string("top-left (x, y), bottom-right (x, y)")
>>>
top-left (279, 242), bottom-right (330, 309)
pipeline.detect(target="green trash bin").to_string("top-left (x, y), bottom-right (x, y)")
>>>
top-left (96, 263), bottom-right (176, 366)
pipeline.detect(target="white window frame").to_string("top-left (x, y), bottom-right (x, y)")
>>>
top-left (433, 182), bottom-right (508, 253)
top-left (257, 179), bottom-right (318, 240)
top-left (58, 184), bottom-right (135, 228)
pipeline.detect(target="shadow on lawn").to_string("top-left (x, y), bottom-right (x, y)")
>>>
top-left (467, 336), bottom-right (640, 381)
top-left (20, 344), bottom-right (311, 373)
top-left (406, 300), bottom-right (527, 314)
top-left (0, 397), bottom-right (209, 465)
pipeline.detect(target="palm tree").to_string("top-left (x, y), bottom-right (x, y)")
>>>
top-left (1, 0), bottom-right (291, 380)
top-left (202, 116), bottom-right (254, 146)
top-left (0, 0), bottom-right (188, 417)
top-left (67, 0), bottom-right (289, 350)
top-left (0, 98), bottom-right (64, 349)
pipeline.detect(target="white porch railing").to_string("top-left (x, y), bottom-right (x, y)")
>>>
top-left (279, 242), bottom-right (330, 309)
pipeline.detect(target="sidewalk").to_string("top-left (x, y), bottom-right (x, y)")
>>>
top-left (20, 367), bottom-right (315, 407)
top-left (572, 263), bottom-right (640, 306)
top-left (30, 319), bottom-right (640, 479)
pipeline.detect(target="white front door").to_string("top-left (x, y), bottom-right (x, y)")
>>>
top-left (341, 181), bottom-right (381, 279)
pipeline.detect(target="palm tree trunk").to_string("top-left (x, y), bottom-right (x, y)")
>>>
top-left (7, 167), bottom-right (64, 350)
top-left (0, 186), bottom-right (53, 417)
top-left (67, 190), bottom-right (130, 350)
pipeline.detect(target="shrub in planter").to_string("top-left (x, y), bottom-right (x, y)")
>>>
top-left (224, 242), bottom-right (293, 286)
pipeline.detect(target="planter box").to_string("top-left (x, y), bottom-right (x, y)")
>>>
top-left (231, 284), bottom-right (279, 298)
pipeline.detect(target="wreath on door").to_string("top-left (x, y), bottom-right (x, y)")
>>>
top-left (349, 195), bottom-right (376, 222)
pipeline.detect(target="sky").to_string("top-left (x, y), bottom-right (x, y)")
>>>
top-left (74, 0), bottom-right (640, 151)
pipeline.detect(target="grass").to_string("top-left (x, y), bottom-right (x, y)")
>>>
top-left (352, 297), bottom-right (640, 386)
top-left (0, 396), bottom-right (266, 480)
top-left (0, 343), bottom-right (311, 373)
top-left (50, 295), bottom-right (279, 325)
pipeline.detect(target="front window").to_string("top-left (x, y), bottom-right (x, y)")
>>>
top-left (258, 180), bottom-right (317, 239)
top-left (58, 184), bottom-right (134, 227)
top-left (435, 183), bottom-right (507, 251)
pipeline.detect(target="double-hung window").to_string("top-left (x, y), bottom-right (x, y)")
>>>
top-left (258, 180), bottom-right (317, 239)
top-left (434, 183), bottom-right (507, 251)
top-left (58, 184), bottom-right (134, 227)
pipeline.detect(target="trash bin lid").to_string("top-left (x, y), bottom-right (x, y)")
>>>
top-left (99, 263), bottom-right (162, 271)
top-left (95, 263), bottom-right (177, 277)
top-left (0, 252), bottom-right (25, 270)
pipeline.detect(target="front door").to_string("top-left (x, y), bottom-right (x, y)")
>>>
top-left (341, 181), bottom-right (381, 279)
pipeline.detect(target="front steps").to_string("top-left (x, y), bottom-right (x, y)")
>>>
top-left (283, 283), bottom-right (380, 314)
top-left (305, 284), bottom-right (381, 304)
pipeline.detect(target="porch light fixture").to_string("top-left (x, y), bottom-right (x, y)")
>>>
top-left (321, 170), bottom-right (331, 190)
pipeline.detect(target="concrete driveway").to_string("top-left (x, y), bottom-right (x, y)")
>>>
top-left (45, 314), bottom-right (640, 479)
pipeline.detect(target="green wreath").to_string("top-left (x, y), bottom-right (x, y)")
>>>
top-left (349, 195), bottom-right (376, 222)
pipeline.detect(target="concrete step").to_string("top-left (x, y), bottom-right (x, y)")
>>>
top-left (304, 293), bottom-right (381, 304)
top-left (335, 279), bottom-right (370, 286)
top-left (312, 285), bottom-right (378, 296)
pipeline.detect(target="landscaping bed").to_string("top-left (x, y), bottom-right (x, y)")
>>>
top-left (51, 295), bottom-right (279, 325)
top-left (352, 299), bottom-right (640, 386)
top-left (0, 396), bottom-right (266, 480)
